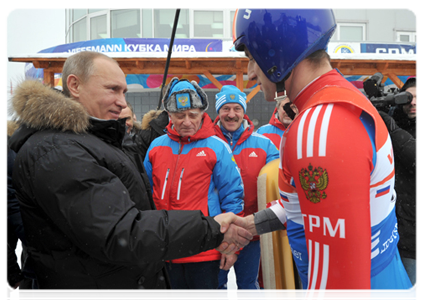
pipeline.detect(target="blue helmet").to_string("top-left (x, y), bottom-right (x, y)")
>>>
top-left (233, 9), bottom-right (336, 84)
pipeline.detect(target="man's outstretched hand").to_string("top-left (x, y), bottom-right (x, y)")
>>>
top-left (213, 213), bottom-right (253, 254)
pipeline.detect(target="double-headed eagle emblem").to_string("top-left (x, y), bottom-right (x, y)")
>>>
top-left (299, 163), bottom-right (329, 204)
top-left (178, 96), bottom-right (189, 106)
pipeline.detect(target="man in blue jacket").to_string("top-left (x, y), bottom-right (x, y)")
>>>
top-left (213, 85), bottom-right (279, 289)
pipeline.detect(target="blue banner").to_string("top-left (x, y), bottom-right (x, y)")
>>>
top-left (361, 43), bottom-right (416, 54)
top-left (40, 38), bottom-right (222, 53)
top-left (28, 38), bottom-right (222, 81)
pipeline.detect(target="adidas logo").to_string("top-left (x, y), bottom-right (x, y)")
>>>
top-left (249, 151), bottom-right (258, 157)
top-left (196, 150), bottom-right (206, 157)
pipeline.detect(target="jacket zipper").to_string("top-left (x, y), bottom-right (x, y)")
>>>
top-left (161, 169), bottom-right (170, 200)
top-left (169, 139), bottom-right (183, 202)
top-left (177, 168), bottom-right (184, 200)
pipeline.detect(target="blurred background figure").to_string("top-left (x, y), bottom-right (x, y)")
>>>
top-left (135, 109), bottom-right (169, 162)
top-left (378, 76), bottom-right (416, 285)
top-left (119, 102), bottom-right (135, 134)
top-left (256, 96), bottom-right (298, 150)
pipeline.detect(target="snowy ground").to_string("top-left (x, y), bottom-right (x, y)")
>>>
top-left (10, 243), bottom-right (237, 300)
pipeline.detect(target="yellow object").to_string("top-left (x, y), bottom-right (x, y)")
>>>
top-left (257, 159), bottom-right (296, 289)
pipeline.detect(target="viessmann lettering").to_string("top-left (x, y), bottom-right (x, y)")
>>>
top-left (68, 44), bottom-right (197, 53)
top-left (302, 214), bottom-right (346, 238)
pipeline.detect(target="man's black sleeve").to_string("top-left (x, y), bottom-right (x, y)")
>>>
top-left (379, 111), bottom-right (416, 173)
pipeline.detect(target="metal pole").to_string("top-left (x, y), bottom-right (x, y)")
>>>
top-left (157, 9), bottom-right (181, 110)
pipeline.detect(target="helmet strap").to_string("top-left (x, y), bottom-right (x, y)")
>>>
top-left (276, 71), bottom-right (292, 93)
top-left (276, 81), bottom-right (285, 93)
top-left (274, 90), bottom-right (287, 102)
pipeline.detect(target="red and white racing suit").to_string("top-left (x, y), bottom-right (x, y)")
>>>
top-left (274, 69), bottom-right (411, 289)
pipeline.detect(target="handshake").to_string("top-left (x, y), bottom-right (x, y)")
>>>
top-left (213, 213), bottom-right (257, 255)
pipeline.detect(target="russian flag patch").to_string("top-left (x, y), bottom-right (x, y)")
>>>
top-left (280, 193), bottom-right (289, 201)
top-left (376, 185), bottom-right (390, 198)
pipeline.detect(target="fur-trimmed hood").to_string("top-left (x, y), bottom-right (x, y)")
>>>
top-left (11, 80), bottom-right (90, 133)
top-left (7, 120), bottom-right (19, 137)
top-left (133, 120), bottom-right (143, 132)
top-left (141, 109), bottom-right (165, 130)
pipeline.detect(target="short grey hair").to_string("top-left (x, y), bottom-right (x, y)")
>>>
top-left (62, 51), bottom-right (118, 97)
top-left (276, 98), bottom-right (283, 108)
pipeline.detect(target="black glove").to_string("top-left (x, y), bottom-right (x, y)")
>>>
top-left (378, 111), bottom-right (399, 133)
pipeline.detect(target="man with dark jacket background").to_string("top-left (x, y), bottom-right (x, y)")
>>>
top-left (135, 109), bottom-right (169, 161)
top-left (8, 51), bottom-right (252, 289)
top-left (256, 96), bottom-right (298, 150)
top-left (7, 122), bottom-right (23, 289)
top-left (378, 76), bottom-right (416, 285)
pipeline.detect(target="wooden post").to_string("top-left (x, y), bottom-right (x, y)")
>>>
top-left (43, 69), bottom-right (55, 87)
top-left (258, 159), bottom-right (297, 289)
top-left (236, 71), bottom-right (244, 91)
top-left (381, 75), bottom-right (388, 84)
top-left (203, 70), bottom-right (223, 90)
top-left (246, 85), bottom-right (261, 103)
top-left (388, 73), bottom-right (405, 89)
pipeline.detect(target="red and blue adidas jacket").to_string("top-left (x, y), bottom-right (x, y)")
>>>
top-left (274, 69), bottom-right (410, 289)
top-left (214, 115), bottom-right (279, 221)
top-left (144, 113), bottom-right (244, 264)
top-left (256, 107), bottom-right (287, 150)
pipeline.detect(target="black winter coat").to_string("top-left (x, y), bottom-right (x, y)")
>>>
top-left (134, 110), bottom-right (169, 162)
top-left (8, 80), bottom-right (224, 289)
top-left (379, 110), bottom-right (416, 260)
top-left (7, 142), bottom-right (24, 287)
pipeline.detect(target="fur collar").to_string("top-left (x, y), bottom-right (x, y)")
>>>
top-left (7, 120), bottom-right (19, 137)
top-left (141, 109), bottom-right (165, 130)
top-left (11, 80), bottom-right (90, 133)
top-left (133, 120), bottom-right (142, 132)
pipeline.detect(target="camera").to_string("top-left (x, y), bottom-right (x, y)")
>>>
top-left (363, 72), bottom-right (413, 111)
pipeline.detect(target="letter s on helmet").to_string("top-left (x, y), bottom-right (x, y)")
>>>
top-left (233, 9), bottom-right (337, 84)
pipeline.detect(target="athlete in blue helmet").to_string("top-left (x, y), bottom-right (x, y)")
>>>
top-left (232, 9), bottom-right (412, 289)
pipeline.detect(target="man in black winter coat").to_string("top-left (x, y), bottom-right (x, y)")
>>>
top-left (123, 108), bottom-right (169, 163)
top-left (378, 76), bottom-right (416, 285)
top-left (8, 51), bottom-right (252, 289)
top-left (135, 109), bottom-right (169, 162)
top-left (7, 134), bottom-right (25, 289)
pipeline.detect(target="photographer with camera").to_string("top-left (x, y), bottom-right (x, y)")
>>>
top-left (377, 77), bottom-right (416, 285)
